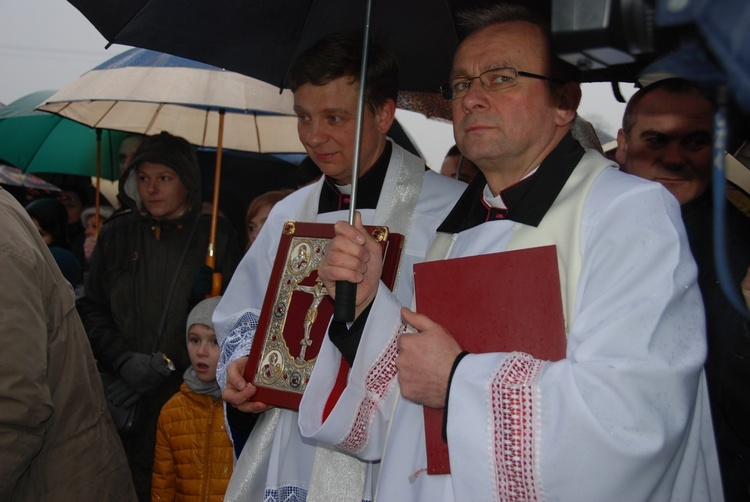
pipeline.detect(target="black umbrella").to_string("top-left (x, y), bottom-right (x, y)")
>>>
top-left (66, 0), bottom-right (662, 90)
top-left (68, 0), bottom-right (461, 93)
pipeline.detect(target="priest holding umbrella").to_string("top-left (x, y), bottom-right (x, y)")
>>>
top-left (214, 31), bottom-right (466, 501)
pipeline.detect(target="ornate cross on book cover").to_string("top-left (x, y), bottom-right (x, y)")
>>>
top-left (244, 221), bottom-right (404, 410)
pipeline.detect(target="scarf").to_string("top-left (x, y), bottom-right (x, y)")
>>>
top-left (183, 367), bottom-right (222, 400)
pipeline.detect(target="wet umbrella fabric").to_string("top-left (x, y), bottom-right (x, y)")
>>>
top-left (0, 90), bottom-right (131, 180)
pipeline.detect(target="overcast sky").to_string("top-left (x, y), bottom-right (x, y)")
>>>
top-left (0, 0), bottom-right (635, 168)
top-left (0, 0), bottom-right (129, 105)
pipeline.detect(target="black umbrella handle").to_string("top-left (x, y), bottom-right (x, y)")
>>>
top-left (334, 281), bottom-right (357, 322)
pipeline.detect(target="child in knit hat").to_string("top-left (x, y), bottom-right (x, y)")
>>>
top-left (151, 296), bottom-right (234, 501)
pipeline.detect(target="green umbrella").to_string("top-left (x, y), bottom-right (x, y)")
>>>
top-left (0, 90), bottom-right (131, 181)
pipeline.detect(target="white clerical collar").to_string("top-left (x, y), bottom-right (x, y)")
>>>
top-left (482, 166), bottom-right (540, 209)
top-left (335, 183), bottom-right (352, 195)
top-left (482, 185), bottom-right (507, 209)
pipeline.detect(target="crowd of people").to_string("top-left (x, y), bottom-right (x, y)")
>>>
top-left (2, 3), bottom-right (749, 501)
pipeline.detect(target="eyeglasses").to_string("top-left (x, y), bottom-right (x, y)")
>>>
top-left (440, 67), bottom-right (563, 100)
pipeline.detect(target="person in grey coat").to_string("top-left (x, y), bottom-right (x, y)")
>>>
top-left (0, 186), bottom-right (136, 501)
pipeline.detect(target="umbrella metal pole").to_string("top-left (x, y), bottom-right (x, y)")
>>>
top-left (334, 0), bottom-right (373, 322)
top-left (95, 128), bottom-right (102, 235)
top-left (206, 108), bottom-right (225, 297)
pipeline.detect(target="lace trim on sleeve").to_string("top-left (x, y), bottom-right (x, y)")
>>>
top-left (217, 309), bottom-right (260, 393)
top-left (491, 352), bottom-right (545, 502)
top-left (339, 322), bottom-right (406, 453)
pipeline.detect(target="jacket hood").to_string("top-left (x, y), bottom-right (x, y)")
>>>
top-left (118, 132), bottom-right (202, 219)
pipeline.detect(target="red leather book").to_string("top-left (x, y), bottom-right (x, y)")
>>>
top-left (413, 245), bottom-right (567, 475)
top-left (244, 221), bottom-right (403, 410)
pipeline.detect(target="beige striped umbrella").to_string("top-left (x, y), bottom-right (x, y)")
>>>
top-left (37, 48), bottom-right (305, 296)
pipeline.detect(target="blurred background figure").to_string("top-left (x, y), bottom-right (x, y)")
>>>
top-left (81, 204), bottom-right (116, 292)
top-left (440, 144), bottom-right (479, 183)
top-left (119, 134), bottom-right (145, 176)
top-left (59, 182), bottom-right (93, 267)
top-left (77, 131), bottom-right (241, 500)
top-left (25, 197), bottom-right (82, 291)
top-left (81, 204), bottom-right (115, 263)
top-left (244, 188), bottom-right (294, 252)
top-left (0, 186), bottom-right (136, 501)
top-left (151, 296), bottom-right (234, 501)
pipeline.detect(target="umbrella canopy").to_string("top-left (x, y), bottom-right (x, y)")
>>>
top-left (0, 164), bottom-right (61, 191)
top-left (36, 48), bottom-right (310, 296)
top-left (37, 48), bottom-right (305, 154)
top-left (67, 0), bottom-right (661, 91)
top-left (397, 91), bottom-right (452, 122)
top-left (68, 0), bottom-right (460, 93)
top-left (0, 90), bottom-right (131, 180)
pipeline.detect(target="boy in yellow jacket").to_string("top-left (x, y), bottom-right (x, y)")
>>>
top-left (152, 296), bottom-right (233, 501)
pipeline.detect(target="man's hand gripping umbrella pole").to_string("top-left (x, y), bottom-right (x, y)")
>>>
top-left (318, 212), bottom-right (383, 322)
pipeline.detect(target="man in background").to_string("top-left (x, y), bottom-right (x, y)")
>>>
top-left (617, 77), bottom-right (750, 500)
top-left (119, 134), bottom-right (145, 176)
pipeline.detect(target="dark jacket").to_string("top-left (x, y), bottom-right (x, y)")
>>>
top-left (682, 189), bottom-right (750, 501)
top-left (77, 139), bottom-right (241, 496)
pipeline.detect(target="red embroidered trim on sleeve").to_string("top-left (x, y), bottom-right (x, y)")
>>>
top-left (491, 352), bottom-right (544, 501)
top-left (339, 322), bottom-right (405, 452)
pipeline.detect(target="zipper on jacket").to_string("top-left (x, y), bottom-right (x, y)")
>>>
top-left (201, 400), bottom-right (214, 499)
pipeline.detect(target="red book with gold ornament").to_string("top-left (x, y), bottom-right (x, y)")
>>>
top-left (244, 221), bottom-right (403, 410)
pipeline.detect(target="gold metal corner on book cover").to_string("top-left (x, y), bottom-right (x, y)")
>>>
top-left (371, 225), bottom-right (389, 242)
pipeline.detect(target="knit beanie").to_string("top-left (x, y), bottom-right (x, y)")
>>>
top-left (186, 296), bottom-right (222, 342)
top-left (184, 295), bottom-right (223, 398)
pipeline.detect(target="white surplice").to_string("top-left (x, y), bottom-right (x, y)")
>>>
top-left (298, 151), bottom-right (724, 501)
top-left (213, 141), bottom-right (467, 501)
